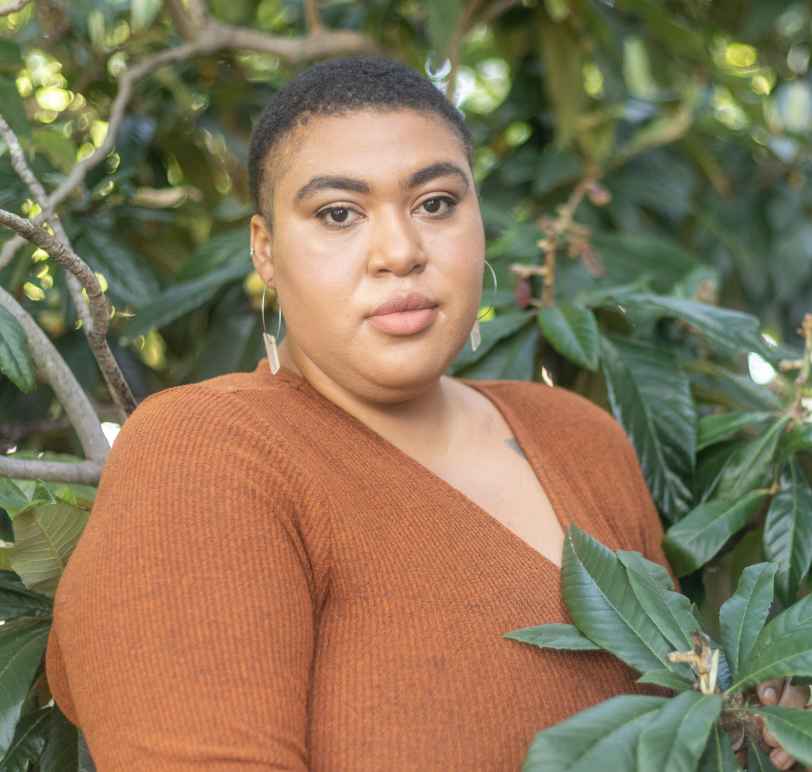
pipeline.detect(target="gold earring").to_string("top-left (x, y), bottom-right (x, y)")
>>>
top-left (261, 284), bottom-right (282, 375)
top-left (470, 260), bottom-right (498, 353)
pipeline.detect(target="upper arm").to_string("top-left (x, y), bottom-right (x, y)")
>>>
top-left (47, 388), bottom-right (315, 771)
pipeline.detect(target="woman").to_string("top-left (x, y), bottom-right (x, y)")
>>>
top-left (45, 55), bottom-right (807, 771)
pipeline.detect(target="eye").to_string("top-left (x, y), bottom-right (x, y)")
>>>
top-left (315, 205), bottom-right (361, 230)
top-left (419, 196), bottom-right (457, 217)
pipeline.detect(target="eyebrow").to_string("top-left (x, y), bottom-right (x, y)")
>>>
top-left (293, 161), bottom-right (470, 204)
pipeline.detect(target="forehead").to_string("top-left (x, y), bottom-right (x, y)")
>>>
top-left (273, 109), bottom-right (468, 193)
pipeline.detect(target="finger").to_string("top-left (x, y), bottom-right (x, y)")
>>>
top-left (763, 726), bottom-right (779, 747)
top-left (758, 679), bottom-right (784, 705)
top-left (778, 683), bottom-right (810, 709)
top-left (769, 748), bottom-right (796, 770)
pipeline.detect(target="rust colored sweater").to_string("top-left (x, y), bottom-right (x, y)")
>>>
top-left (46, 357), bottom-right (671, 771)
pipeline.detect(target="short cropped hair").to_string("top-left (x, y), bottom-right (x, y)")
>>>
top-left (247, 54), bottom-right (474, 226)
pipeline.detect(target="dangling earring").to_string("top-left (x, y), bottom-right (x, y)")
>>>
top-left (470, 259), bottom-right (498, 353)
top-left (260, 282), bottom-right (283, 375)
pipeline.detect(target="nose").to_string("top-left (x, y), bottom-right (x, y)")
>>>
top-left (367, 206), bottom-right (427, 276)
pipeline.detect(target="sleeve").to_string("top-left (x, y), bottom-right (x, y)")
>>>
top-left (46, 387), bottom-right (316, 771)
top-left (615, 426), bottom-right (682, 591)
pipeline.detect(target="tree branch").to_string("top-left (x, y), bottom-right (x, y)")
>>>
top-left (304, 0), bottom-right (322, 34)
top-left (0, 115), bottom-right (136, 418)
top-left (0, 456), bottom-right (104, 485)
top-left (0, 284), bottom-right (110, 465)
top-left (0, 0), bottom-right (30, 17)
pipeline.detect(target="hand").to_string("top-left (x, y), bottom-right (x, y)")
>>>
top-left (755, 678), bottom-right (812, 770)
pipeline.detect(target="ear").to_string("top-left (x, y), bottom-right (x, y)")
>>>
top-left (249, 214), bottom-right (274, 286)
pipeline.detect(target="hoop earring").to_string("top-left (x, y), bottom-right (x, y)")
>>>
top-left (470, 259), bottom-right (498, 353)
top-left (260, 283), bottom-right (283, 375)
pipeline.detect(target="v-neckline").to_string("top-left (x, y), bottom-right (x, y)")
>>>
top-left (269, 362), bottom-right (574, 574)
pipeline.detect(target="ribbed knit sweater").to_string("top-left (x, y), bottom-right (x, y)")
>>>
top-left (46, 357), bottom-right (671, 771)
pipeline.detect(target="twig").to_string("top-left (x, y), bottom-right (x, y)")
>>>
top-left (0, 0), bottom-right (29, 17)
top-left (304, 0), bottom-right (322, 34)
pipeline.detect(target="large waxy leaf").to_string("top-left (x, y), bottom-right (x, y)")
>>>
top-left (451, 311), bottom-right (535, 372)
top-left (747, 741), bottom-right (780, 772)
top-left (637, 670), bottom-right (693, 692)
top-left (606, 293), bottom-right (796, 366)
top-left (781, 423), bottom-right (812, 456)
top-left (600, 335), bottom-right (696, 520)
top-left (0, 307), bottom-right (36, 394)
top-left (561, 527), bottom-right (678, 674)
top-left (0, 707), bottom-right (50, 771)
top-left (72, 228), bottom-right (161, 308)
top-left (618, 551), bottom-right (698, 655)
top-left (0, 77), bottom-right (30, 138)
top-left (719, 563), bottom-right (777, 677)
top-left (120, 256), bottom-right (250, 338)
top-left (0, 571), bottom-right (52, 622)
top-left (4, 500), bottom-right (89, 595)
top-left (174, 228), bottom-right (250, 281)
top-left (537, 303), bottom-right (599, 370)
top-left (752, 707), bottom-right (812, 767)
top-left (728, 594), bottom-right (812, 693)
top-left (697, 411), bottom-right (774, 452)
top-left (0, 481), bottom-right (27, 518)
top-left (637, 690), bottom-right (723, 772)
top-left (763, 462), bottom-right (812, 606)
top-left (523, 695), bottom-right (667, 771)
top-left (663, 490), bottom-right (770, 577)
top-left (698, 724), bottom-right (742, 771)
top-left (503, 623), bottom-right (600, 650)
top-left (714, 418), bottom-right (790, 501)
top-left (457, 321), bottom-right (540, 380)
top-left (0, 619), bottom-right (50, 758)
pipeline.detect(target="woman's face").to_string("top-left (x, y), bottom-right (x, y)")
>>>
top-left (250, 108), bottom-right (486, 400)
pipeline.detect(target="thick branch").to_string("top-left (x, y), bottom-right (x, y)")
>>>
top-left (0, 284), bottom-right (110, 464)
top-left (304, 0), bottom-right (322, 34)
top-left (0, 456), bottom-right (104, 485)
top-left (0, 0), bottom-right (29, 17)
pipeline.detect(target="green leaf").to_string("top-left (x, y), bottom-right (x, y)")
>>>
top-left (174, 228), bottom-right (250, 281)
top-left (503, 623), bottom-right (600, 650)
top-left (0, 510), bottom-right (12, 543)
top-left (0, 77), bottom-right (30, 138)
top-left (537, 303), bottom-right (599, 370)
top-left (0, 706), bottom-right (50, 771)
top-left (0, 481), bottom-right (28, 517)
top-left (0, 571), bottom-right (53, 622)
top-left (561, 527), bottom-right (678, 674)
top-left (6, 501), bottom-right (89, 595)
top-left (637, 690), bottom-right (723, 772)
top-left (450, 311), bottom-right (535, 372)
top-left (618, 550), bottom-right (698, 653)
top-left (663, 490), bottom-right (770, 577)
top-left (698, 724), bottom-right (742, 771)
top-left (130, 0), bottom-right (162, 30)
top-left (38, 705), bottom-right (80, 771)
top-left (719, 563), bottom-right (777, 678)
top-left (0, 306), bottom-right (36, 394)
top-left (697, 411), bottom-right (774, 452)
top-left (714, 418), bottom-right (790, 501)
top-left (0, 40), bottom-right (22, 71)
top-left (728, 594), bottom-right (812, 693)
top-left (608, 293), bottom-right (791, 365)
top-left (636, 669), bottom-right (693, 692)
top-left (747, 740), bottom-right (780, 771)
top-left (600, 335), bottom-right (696, 520)
top-left (427, 0), bottom-right (462, 58)
top-left (523, 695), bottom-right (667, 771)
top-left (763, 462), bottom-right (812, 605)
top-left (538, 17), bottom-right (584, 149)
top-left (751, 706), bottom-right (812, 767)
top-left (0, 619), bottom-right (50, 757)
top-left (781, 423), bottom-right (812, 456)
top-left (120, 257), bottom-right (249, 338)
top-left (73, 229), bottom-right (161, 308)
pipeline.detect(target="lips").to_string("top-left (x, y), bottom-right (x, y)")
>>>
top-left (368, 292), bottom-right (438, 317)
